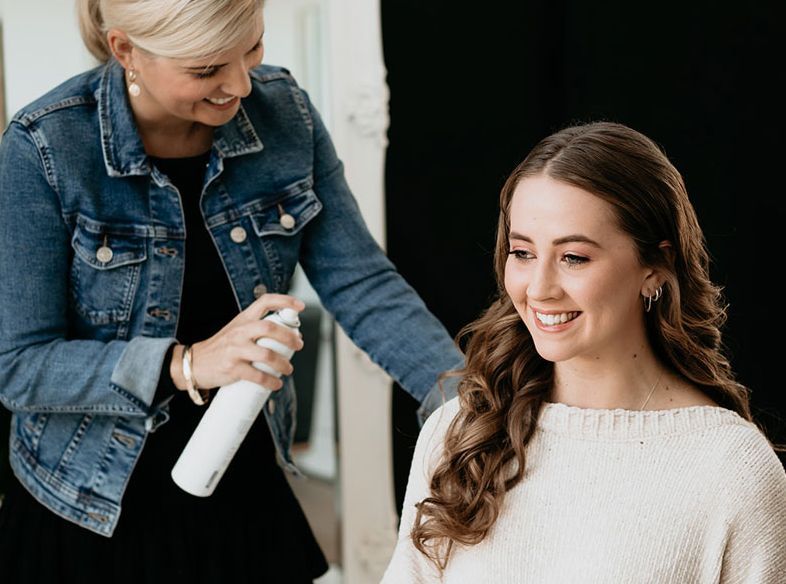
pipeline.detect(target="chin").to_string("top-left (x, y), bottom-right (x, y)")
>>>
top-left (200, 112), bottom-right (237, 127)
top-left (199, 118), bottom-right (232, 128)
top-left (192, 104), bottom-right (240, 125)
top-left (530, 340), bottom-right (577, 364)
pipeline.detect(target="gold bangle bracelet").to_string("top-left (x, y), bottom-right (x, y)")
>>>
top-left (182, 344), bottom-right (208, 406)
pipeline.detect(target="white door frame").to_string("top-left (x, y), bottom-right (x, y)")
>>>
top-left (326, 1), bottom-right (399, 581)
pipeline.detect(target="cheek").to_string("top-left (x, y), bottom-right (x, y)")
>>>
top-left (183, 86), bottom-right (210, 103)
top-left (579, 272), bottom-right (639, 320)
top-left (504, 261), bottom-right (529, 301)
top-left (503, 260), bottom-right (518, 296)
top-left (153, 85), bottom-right (198, 108)
top-left (167, 79), bottom-right (213, 104)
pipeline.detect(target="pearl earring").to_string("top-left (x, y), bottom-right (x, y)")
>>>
top-left (128, 69), bottom-right (141, 97)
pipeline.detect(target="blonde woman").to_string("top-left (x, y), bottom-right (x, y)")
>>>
top-left (0, 1), bottom-right (463, 581)
top-left (383, 121), bottom-right (786, 583)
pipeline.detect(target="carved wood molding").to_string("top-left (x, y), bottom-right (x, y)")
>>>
top-left (345, 82), bottom-right (390, 146)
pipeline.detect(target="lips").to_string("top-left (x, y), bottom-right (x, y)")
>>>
top-left (534, 310), bottom-right (580, 326)
top-left (205, 96), bottom-right (236, 105)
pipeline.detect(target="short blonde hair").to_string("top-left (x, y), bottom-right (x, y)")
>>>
top-left (78, 0), bottom-right (264, 63)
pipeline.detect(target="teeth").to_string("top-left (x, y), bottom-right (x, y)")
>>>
top-left (535, 311), bottom-right (579, 326)
top-left (206, 96), bottom-right (235, 105)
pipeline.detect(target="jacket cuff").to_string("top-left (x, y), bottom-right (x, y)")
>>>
top-left (110, 336), bottom-right (178, 412)
top-left (416, 374), bottom-right (461, 427)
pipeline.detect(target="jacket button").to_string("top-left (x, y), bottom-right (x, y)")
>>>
top-left (280, 213), bottom-right (296, 230)
top-left (230, 226), bottom-right (247, 243)
top-left (268, 399), bottom-right (276, 415)
top-left (253, 284), bottom-right (267, 299)
top-left (96, 246), bottom-right (113, 263)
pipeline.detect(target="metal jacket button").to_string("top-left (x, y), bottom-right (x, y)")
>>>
top-left (280, 214), bottom-right (296, 230)
top-left (96, 246), bottom-right (113, 263)
top-left (230, 226), bottom-right (247, 243)
top-left (253, 284), bottom-right (267, 298)
top-left (277, 203), bottom-right (296, 230)
top-left (268, 399), bottom-right (276, 415)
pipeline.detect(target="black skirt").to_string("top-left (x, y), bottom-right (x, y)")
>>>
top-left (0, 392), bottom-right (328, 584)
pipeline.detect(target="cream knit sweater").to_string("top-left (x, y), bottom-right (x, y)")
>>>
top-left (382, 397), bottom-right (786, 583)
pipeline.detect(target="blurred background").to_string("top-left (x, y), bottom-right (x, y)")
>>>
top-left (0, 1), bottom-right (783, 583)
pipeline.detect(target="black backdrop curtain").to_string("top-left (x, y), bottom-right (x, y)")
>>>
top-left (382, 0), bottom-right (786, 516)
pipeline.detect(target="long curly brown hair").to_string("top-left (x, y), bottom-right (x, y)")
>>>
top-left (410, 121), bottom-right (753, 569)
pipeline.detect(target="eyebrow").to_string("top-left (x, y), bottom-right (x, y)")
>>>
top-left (508, 231), bottom-right (602, 247)
top-left (182, 32), bottom-right (265, 71)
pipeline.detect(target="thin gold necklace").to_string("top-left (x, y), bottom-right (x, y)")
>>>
top-left (639, 371), bottom-right (664, 410)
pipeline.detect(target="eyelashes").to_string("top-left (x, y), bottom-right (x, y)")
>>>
top-left (563, 253), bottom-right (589, 267)
top-left (508, 250), bottom-right (589, 267)
top-left (193, 68), bottom-right (220, 79)
top-left (508, 250), bottom-right (534, 261)
top-left (189, 41), bottom-right (263, 79)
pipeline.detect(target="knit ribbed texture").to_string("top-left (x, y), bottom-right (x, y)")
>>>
top-left (382, 398), bottom-right (786, 583)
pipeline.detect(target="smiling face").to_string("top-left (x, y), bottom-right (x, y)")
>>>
top-left (504, 174), bottom-right (658, 365)
top-left (126, 16), bottom-right (265, 129)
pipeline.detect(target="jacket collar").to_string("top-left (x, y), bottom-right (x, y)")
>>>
top-left (97, 60), bottom-right (264, 178)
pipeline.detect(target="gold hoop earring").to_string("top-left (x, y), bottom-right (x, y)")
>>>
top-left (128, 68), bottom-right (141, 97)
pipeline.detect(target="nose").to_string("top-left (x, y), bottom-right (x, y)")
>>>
top-left (222, 61), bottom-right (252, 98)
top-left (527, 259), bottom-right (562, 302)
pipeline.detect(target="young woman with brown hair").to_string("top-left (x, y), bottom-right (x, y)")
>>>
top-left (383, 121), bottom-right (786, 583)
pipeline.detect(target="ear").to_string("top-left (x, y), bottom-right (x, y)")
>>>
top-left (657, 240), bottom-right (674, 264)
top-left (640, 240), bottom-right (673, 296)
top-left (106, 29), bottom-right (136, 70)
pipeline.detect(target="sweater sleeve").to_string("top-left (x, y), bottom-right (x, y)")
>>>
top-left (719, 431), bottom-right (786, 583)
top-left (381, 398), bottom-right (461, 583)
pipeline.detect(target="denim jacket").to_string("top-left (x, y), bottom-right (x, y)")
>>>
top-left (0, 61), bottom-right (463, 536)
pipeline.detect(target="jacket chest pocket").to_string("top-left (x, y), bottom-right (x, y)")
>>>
top-left (69, 218), bottom-right (147, 326)
top-left (248, 187), bottom-right (322, 239)
top-left (242, 186), bottom-right (322, 289)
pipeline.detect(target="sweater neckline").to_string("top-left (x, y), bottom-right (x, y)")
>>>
top-left (537, 402), bottom-right (750, 440)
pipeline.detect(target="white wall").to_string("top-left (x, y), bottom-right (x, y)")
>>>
top-left (0, 0), bottom-right (326, 123)
top-left (0, 0), bottom-right (95, 121)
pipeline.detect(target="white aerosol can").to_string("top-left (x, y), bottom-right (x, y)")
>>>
top-left (171, 307), bottom-right (301, 497)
